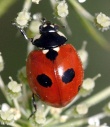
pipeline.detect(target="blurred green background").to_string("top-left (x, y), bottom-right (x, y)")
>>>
top-left (0, 0), bottom-right (110, 126)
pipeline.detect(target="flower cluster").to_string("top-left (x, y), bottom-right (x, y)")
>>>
top-left (56, 0), bottom-right (69, 18)
top-left (87, 117), bottom-right (109, 127)
top-left (0, 103), bottom-right (21, 125)
top-left (16, 10), bottom-right (31, 28)
top-left (95, 12), bottom-right (110, 31)
top-left (7, 76), bottom-right (22, 99)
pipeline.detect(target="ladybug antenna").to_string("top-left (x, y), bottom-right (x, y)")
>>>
top-left (12, 22), bottom-right (33, 42)
top-left (54, 24), bottom-right (65, 31)
top-left (41, 17), bottom-right (65, 30)
top-left (41, 17), bottom-right (46, 24)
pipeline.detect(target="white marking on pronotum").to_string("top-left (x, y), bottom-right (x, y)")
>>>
top-left (43, 24), bottom-right (47, 27)
top-left (49, 30), bottom-right (55, 32)
top-left (50, 25), bottom-right (54, 28)
top-left (57, 31), bottom-right (67, 39)
top-left (42, 49), bottom-right (49, 54)
top-left (53, 47), bottom-right (60, 52)
top-left (33, 34), bottom-right (41, 41)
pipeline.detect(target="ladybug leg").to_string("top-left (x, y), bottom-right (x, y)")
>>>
top-left (12, 22), bottom-right (33, 43)
top-left (32, 93), bottom-right (37, 112)
top-left (28, 93), bottom-right (37, 119)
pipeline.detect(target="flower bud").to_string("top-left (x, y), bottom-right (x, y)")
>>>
top-left (95, 12), bottom-right (110, 31)
top-left (78, 0), bottom-right (86, 3)
top-left (78, 41), bottom-right (88, 69)
top-left (103, 101), bottom-right (110, 116)
top-left (7, 76), bottom-right (22, 98)
top-left (76, 104), bottom-right (88, 115)
top-left (56, 0), bottom-right (69, 18)
top-left (72, 104), bottom-right (88, 117)
top-left (34, 104), bottom-right (46, 124)
top-left (0, 52), bottom-right (4, 72)
top-left (32, 0), bottom-right (41, 4)
top-left (0, 108), bottom-right (14, 125)
top-left (79, 74), bottom-right (101, 97)
top-left (29, 20), bottom-right (41, 34)
top-left (17, 66), bottom-right (28, 84)
top-left (50, 107), bottom-right (62, 118)
top-left (16, 10), bottom-right (31, 28)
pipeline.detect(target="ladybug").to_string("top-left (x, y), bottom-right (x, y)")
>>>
top-left (14, 19), bottom-right (84, 108)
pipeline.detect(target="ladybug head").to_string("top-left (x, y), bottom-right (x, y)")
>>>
top-left (39, 18), bottom-right (59, 34)
top-left (32, 18), bottom-right (67, 49)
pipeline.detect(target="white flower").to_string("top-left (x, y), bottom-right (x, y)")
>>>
top-left (29, 20), bottom-right (41, 33)
top-left (76, 104), bottom-right (88, 115)
top-left (88, 117), bottom-right (108, 127)
top-left (31, 13), bottom-right (42, 34)
top-left (60, 115), bottom-right (68, 123)
top-left (78, 0), bottom-right (86, 3)
top-left (0, 104), bottom-right (21, 125)
top-left (16, 10), bottom-right (31, 28)
top-left (57, 0), bottom-right (69, 18)
top-left (108, 102), bottom-right (110, 109)
top-left (50, 107), bottom-right (62, 118)
top-left (88, 116), bottom-right (109, 127)
top-left (78, 41), bottom-right (88, 69)
top-left (88, 117), bottom-right (100, 127)
top-left (79, 74), bottom-right (101, 97)
top-left (87, 125), bottom-right (108, 127)
top-left (0, 52), bottom-right (4, 72)
top-left (7, 76), bottom-right (22, 98)
top-left (32, 0), bottom-right (41, 4)
top-left (103, 101), bottom-right (110, 116)
top-left (82, 74), bottom-right (101, 91)
top-left (1, 103), bottom-right (10, 112)
top-left (34, 104), bottom-right (46, 124)
top-left (0, 109), bottom-right (14, 125)
top-left (17, 66), bottom-right (28, 84)
top-left (10, 108), bottom-right (21, 121)
top-left (82, 78), bottom-right (95, 90)
top-left (95, 12), bottom-right (110, 31)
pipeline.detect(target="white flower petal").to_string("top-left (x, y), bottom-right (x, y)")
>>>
top-left (57, 1), bottom-right (69, 18)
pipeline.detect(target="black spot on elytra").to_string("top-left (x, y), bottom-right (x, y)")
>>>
top-left (46, 49), bottom-right (58, 61)
top-left (37, 74), bottom-right (52, 87)
top-left (62, 68), bottom-right (75, 84)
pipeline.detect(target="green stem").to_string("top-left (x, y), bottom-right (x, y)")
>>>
top-left (22, 0), bottom-right (32, 11)
top-left (68, 0), bottom-right (110, 51)
top-left (45, 118), bottom-right (87, 127)
top-left (10, 123), bottom-right (22, 127)
top-left (89, 112), bottom-right (106, 120)
top-left (0, 75), bottom-right (5, 95)
top-left (68, 0), bottom-right (93, 21)
top-left (13, 98), bottom-right (20, 110)
top-left (49, 0), bottom-right (72, 35)
top-left (0, 76), bottom-right (12, 104)
top-left (82, 86), bottom-right (110, 107)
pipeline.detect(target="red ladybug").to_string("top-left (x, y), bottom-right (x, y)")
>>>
top-left (14, 19), bottom-right (84, 108)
